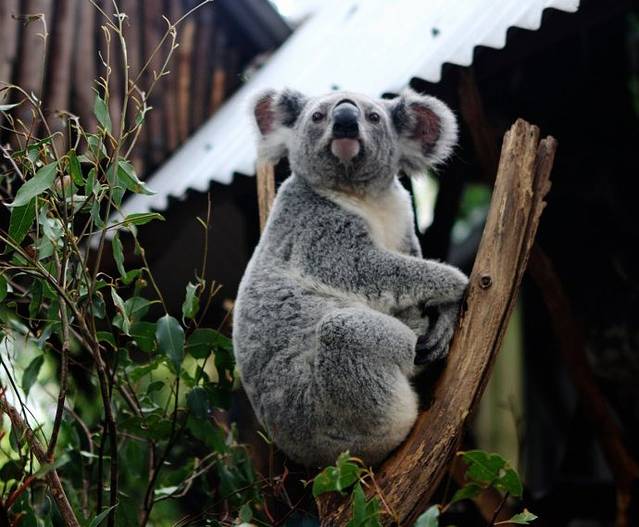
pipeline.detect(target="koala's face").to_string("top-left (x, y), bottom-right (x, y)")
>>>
top-left (253, 88), bottom-right (457, 194)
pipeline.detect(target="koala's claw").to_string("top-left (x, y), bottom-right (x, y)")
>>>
top-left (415, 335), bottom-right (447, 366)
top-left (414, 304), bottom-right (459, 364)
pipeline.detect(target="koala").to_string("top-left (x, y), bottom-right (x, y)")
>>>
top-left (233, 88), bottom-right (468, 467)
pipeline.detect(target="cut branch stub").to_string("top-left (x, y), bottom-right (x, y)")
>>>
top-left (318, 119), bottom-right (556, 525)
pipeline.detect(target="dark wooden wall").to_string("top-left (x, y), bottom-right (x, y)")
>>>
top-left (0, 0), bottom-right (253, 175)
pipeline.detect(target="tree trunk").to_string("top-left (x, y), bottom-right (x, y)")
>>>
top-left (317, 119), bottom-right (556, 525)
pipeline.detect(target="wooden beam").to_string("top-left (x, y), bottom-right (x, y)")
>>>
top-left (256, 162), bottom-right (276, 233)
top-left (72, 0), bottom-right (96, 133)
top-left (318, 120), bottom-right (556, 525)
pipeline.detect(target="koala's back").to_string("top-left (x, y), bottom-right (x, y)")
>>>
top-left (233, 176), bottom-right (416, 464)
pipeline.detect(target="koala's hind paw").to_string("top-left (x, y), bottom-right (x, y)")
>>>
top-left (414, 334), bottom-right (445, 365)
top-left (414, 304), bottom-right (459, 364)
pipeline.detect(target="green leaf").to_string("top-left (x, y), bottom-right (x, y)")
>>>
top-left (186, 416), bottom-right (227, 452)
top-left (0, 275), bottom-right (7, 302)
top-left (97, 331), bottom-right (116, 349)
top-left (186, 328), bottom-right (230, 359)
top-left (89, 504), bottom-right (118, 527)
top-left (117, 159), bottom-right (154, 195)
top-left (495, 509), bottom-right (538, 525)
top-left (147, 381), bottom-right (164, 394)
top-left (122, 212), bottom-right (164, 226)
top-left (461, 450), bottom-right (506, 485)
top-left (86, 167), bottom-right (97, 196)
top-left (449, 482), bottom-right (482, 505)
top-left (156, 314), bottom-right (184, 372)
top-left (414, 505), bottom-right (440, 527)
top-left (187, 387), bottom-right (210, 419)
top-left (111, 288), bottom-right (130, 335)
top-left (67, 150), bottom-right (84, 185)
top-left (181, 282), bottom-right (200, 321)
top-left (124, 297), bottom-right (153, 322)
top-left (22, 354), bottom-right (44, 397)
top-left (130, 321), bottom-right (156, 353)
top-left (112, 232), bottom-right (126, 278)
top-left (8, 162), bottom-right (58, 207)
top-left (312, 452), bottom-right (361, 497)
top-left (346, 482), bottom-right (382, 527)
top-left (94, 94), bottom-right (112, 133)
top-left (8, 198), bottom-right (36, 245)
top-left (497, 467), bottom-right (523, 498)
top-left (239, 503), bottom-right (253, 523)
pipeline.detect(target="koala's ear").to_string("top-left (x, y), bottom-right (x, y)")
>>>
top-left (252, 88), bottom-right (308, 162)
top-left (387, 89), bottom-right (458, 174)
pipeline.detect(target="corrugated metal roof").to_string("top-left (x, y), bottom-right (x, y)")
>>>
top-left (121, 0), bottom-right (579, 215)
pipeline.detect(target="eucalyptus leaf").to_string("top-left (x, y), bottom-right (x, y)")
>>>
top-left (22, 354), bottom-right (44, 397)
top-left (112, 232), bottom-right (126, 278)
top-left (182, 281), bottom-right (200, 321)
top-left (155, 314), bottom-right (184, 371)
top-left (495, 509), bottom-right (538, 525)
top-left (67, 149), bottom-right (84, 185)
top-left (413, 505), bottom-right (440, 527)
top-left (187, 387), bottom-right (211, 419)
top-left (8, 198), bottom-right (36, 245)
top-left (94, 94), bottom-right (112, 133)
top-left (122, 212), bottom-right (165, 226)
top-left (9, 162), bottom-right (58, 208)
top-left (0, 275), bottom-right (7, 302)
top-left (89, 504), bottom-right (118, 527)
top-left (111, 288), bottom-right (130, 335)
top-left (117, 159), bottom-right (155, 195)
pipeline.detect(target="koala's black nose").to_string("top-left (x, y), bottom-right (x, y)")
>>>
top-left (332, 101), bottom-right (360, 139)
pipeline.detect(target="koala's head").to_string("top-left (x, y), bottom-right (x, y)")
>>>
top-left (252, 88), bottom-right (457, 194)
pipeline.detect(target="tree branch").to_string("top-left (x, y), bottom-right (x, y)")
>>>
top-left (318, 120), bottom-right (556, 525)
top-left (0, 394), bottom-right (81, 527)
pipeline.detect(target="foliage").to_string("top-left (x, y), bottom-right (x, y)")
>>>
top-left (313, 450), bottom-right (538, 526)
top-left (0, 3), bottom-right (271, 526)
top-left (0, 4), bottom-right (541, 527)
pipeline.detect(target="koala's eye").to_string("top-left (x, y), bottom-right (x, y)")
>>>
top-left (367, 111), bottom-right (381, 123)
top-left (312, 111), bottom-right (325, 122)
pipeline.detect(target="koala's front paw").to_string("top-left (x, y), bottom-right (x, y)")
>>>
top-left (414, 304), bottom-right (459, 365)
top-left (395, 304), bottom-right (431, 336)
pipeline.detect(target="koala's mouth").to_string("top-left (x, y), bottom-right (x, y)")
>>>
top-left (330, 138), bottom-right (361, 163)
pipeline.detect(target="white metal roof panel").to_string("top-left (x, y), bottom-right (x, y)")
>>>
top-left (121, 0), bottom-right (579, 215)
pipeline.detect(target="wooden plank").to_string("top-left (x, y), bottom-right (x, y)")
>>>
top-left (176, 18), bottom-right (195, 143)
top-left (0, 0), bottom-right (20, 135)
top-left (162, 0), bottom-right (181, 153)
top-left (0, 0), bottom-right (20, 84)
top-left (208, 29), bottom-right (227, 114)
top-left (14, 0), bottom-right (53, 136)
top-left (256, 162), bottom-right (275, 233)
top-left (143, 0), bottom-right (166, 166)
top-left (190, 5), bottom-right (214, 132)
top-left (72, 0), bottom-right (96, 132)
top-left (121, 0), bottom-right (144, 169)
top-left (318, 120), bottom-right (556, 525)
top-left (44, 0), bottom-right (77, 151)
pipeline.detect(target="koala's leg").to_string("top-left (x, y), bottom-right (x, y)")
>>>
top-left (313, 307), bottom-right (419, 464)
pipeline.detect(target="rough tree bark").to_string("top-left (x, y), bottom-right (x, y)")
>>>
top-left (256, 120), bottom-right (556, 525)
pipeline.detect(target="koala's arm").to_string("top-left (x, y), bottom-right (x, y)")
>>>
top-left (295, 215), bottom-right (467, 311)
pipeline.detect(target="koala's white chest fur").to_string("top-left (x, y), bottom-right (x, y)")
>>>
top-left (322, 180), bottom-right (414, 253)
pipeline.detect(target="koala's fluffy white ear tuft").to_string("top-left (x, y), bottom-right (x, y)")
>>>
top-left (252, 88), bottom-right (308, 163)
top-left (387, 89), bottom-right (458, 175)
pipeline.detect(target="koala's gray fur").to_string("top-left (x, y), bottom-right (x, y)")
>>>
top-left (233, 88), bottom-right (468, 467)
